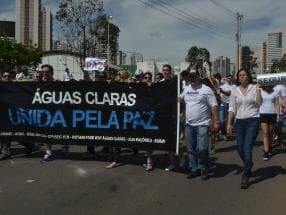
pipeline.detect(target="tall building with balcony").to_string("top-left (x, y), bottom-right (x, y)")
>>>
top-left (16, 0), bottom-right (52, 50)
top-left (267, 32), bottom-right (284, 69)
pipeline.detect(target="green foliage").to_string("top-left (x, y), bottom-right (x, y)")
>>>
top-left (271, 54), bottom-right (286, 72)
top-left (185, 46), bottom-right (210, 73)
top-left (0, 37), bottom-right (43, 74)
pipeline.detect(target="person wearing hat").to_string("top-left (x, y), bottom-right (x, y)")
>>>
top-left (180, 69), bottom-right (219, 180)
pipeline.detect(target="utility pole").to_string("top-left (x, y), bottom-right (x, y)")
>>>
top-left (235, 12), bottom-right (243, 75)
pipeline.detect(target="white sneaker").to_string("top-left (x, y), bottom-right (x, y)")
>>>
top-left (41, 153), bottom-right (52, 162)
top-left (165, 164), bottom-right (176, 171)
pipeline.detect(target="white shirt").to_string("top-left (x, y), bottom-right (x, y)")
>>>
top-left (63, 72), bottom-right (73, 81)
top-left (181, 83), bottom-right (217, 126)
top-left (220, 82), bottom-right (232, 105)
top-left (274, 84), bottom-right (286, 114)
top-left (229, 84), bottom-right (260, 119)
top-left (274, 84), bottom-right (286, 97)
top-left (259, 90), bottom-right (279, 114)
top-left (16, 72), bottom-right (25, 81)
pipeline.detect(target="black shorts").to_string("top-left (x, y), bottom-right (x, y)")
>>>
top-left (260, 114), bottom-right (277, 124)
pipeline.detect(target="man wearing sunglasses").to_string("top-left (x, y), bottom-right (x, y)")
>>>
top-left (142, 72), bottom-right (153, 86)
top-left (2, 72), bottom-right (12, 81)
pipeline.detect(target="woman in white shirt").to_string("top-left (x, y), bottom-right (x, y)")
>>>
top-left (227, 69), bottom-right (262, 189)
top-left (259, 86), bottom-right (279, 161)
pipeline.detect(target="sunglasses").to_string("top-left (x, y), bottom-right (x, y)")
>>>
top-left (3, 75), bottom-right (10, 77)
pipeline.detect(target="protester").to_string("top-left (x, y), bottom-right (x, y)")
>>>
top-left (106, 71), bottom-right (129, 169)
top-left (0, 72), bottom-right (13, 160)
top-left (15, 67), bottom-right (25, 81)
top-left (154, 73), bottom-right (164, 83)
top-left (41, 64), bottom-right (55, 162)
top-left (218, 74), bottom-right (232, 140)
top-left (202, 75), bottom-right (220, 155)
top-left (35, 69), bottom-right (43, 81)
top-left (273, 84), bottom-right (286, 147)
top-left (133, 69), bottom-right (143, 83)
top-left (14, 69), bottom-right (35, 156)
top-left (181, 69), bottom-right (219, 180)
top-left (227, 69), bottom-right (262, 189)
top-left (83, 71), bottom-right (109, 159)
top-left (142, 71), bottom-right (152, 86)
top-left (178, 70), bottom-right (192, 167)
top-left (259, 85), bottom-right (279, 161)
top-left (63, 68), bottom-right (73, 81)
top-left (142, 72), bottom-right (154, 171)
top-left (161, 64), bottom-right (177, 171)
top-left (62, 68), bottom-right (74, 155)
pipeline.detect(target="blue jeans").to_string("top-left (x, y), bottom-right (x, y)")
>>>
top-left (219, 104), bottom-right (229, 123)
top-left (186, 125), bottom-right (209, 173)
top-left (235, 118), bottom-right (259, 177)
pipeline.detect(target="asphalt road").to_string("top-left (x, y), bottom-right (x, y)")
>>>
top-left (0, 136), bottom-right (286, 215)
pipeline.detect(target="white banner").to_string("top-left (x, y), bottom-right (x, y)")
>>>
top-left (257, 72), bottom-right (286, 86)
top-left (84, 57), bottom-right (106, 72)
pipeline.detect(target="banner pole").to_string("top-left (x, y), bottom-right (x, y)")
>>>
top-left (176, 72), bottom-right (181, 155)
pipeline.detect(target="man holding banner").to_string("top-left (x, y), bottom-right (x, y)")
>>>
top-left (41, 64), bottom-right (55, 162)
top-left (180, 69), bottom-right (219, 180)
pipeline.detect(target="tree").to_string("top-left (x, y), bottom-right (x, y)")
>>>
top-left (0, 37), bottom-right (43, 74)
top-left (56, 0), bottom-right (104, 68)
top-left (185, 46), bottom-right (210, 76)
top-left (241, 46), bottom-right (257, 72)
top-left (271, 54), bottom-right (286, 72)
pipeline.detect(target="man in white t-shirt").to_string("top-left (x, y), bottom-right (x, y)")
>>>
top-left (181, 69), bottom-right (219, 180)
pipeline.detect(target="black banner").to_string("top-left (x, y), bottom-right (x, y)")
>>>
top-left (0, 78), bottom-right (177, 151)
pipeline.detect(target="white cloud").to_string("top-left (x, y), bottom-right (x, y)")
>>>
top-left (102, 0), bottom-right (286, 65)
top-left (3, 0), bottom-right (286, 65)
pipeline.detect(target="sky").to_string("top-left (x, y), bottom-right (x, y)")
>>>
top-left (1, 0), bottom-right (286, 66)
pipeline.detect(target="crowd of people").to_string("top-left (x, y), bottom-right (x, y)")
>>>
top-left (1, 63), bottom-right (286, 189)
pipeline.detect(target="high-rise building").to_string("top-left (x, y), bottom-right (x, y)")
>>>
top-left (16, 0), bottom-right (52, 51)
top-left (267, 32), bottom-right (284, 70)
top-left (0, 21), bottom-right (15, 38)
top-left (95, 26), bottom-right (118, 65)
top-left (122, 52), bottom-right (144, 65)
top-left (40, 7), bottom-right (52, 51)
top-left (116, 51), bottom-right (127, 65)
top-left (213, 56), bottom-right (230, 77)
top-left (230, 63), bottom-right (235, 76)
top-left (131, 52), bottom-right (143, 65)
